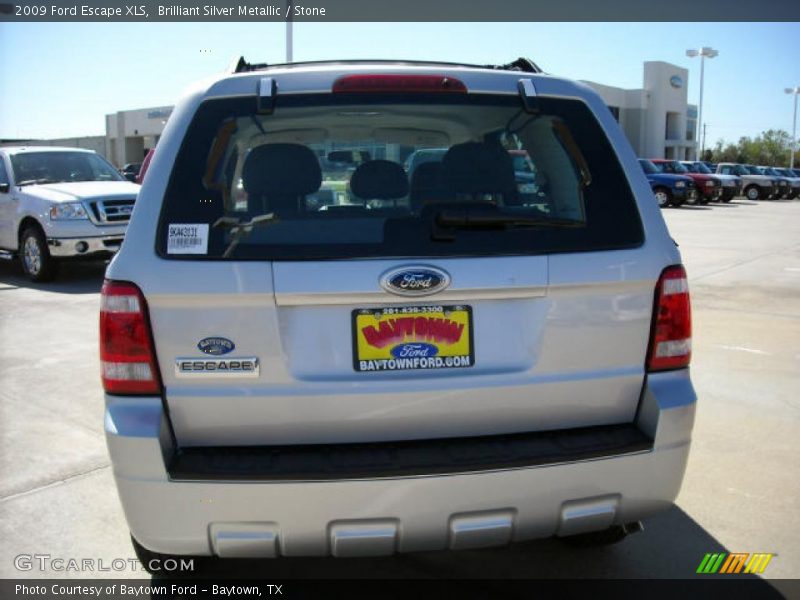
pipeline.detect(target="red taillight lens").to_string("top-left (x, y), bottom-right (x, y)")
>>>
top-left (100, 280), bottom-right (162, 395)
top-left (332, 74), bottom-right (467, 94)
top-left (647, 265), bottom-right (692, 371)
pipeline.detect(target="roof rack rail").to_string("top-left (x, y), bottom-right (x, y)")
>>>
top-left (489, 57), bottom-right (542, 73)
top-left (231, 57), bottom-right (542, 74)
top-left (231, 57), bottom-right (270, 73)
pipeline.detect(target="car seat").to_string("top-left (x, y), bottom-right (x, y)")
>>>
top-left (347, 159), bottom-right (409, 213)
top-left (241, 143), bottom-right (322, 216)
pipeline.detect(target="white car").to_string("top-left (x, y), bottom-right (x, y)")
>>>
top-left (0, 146), bottom-right (139, 281)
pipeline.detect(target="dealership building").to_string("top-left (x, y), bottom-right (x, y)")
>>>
top-left (4, 61), bottom-right (698, 166)
top-left (584, 61), bottom-right (698, 161)
top-left (104, 105), bottom-right (173, 167)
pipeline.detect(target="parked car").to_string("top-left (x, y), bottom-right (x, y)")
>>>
top-left (775, 168), bottom-right (800, 199)
top-left (758, 166), bottom-right (797, 199)
top-left (102, 58), bottom-right (696, 571)
top-left (638, 159), bottom-right (697, 207)
top-left (135, 148), bottom-right (155, 185)
top-left (743, 165), bottom-right (787, 199)
top-left (715, 163), bottom-right (777, 201)
top-left (0, 146), bottom-right (139, 281)
top-left (650, 159), bottom-right (722, 203)
top-left (680, 160), bottom-right (740, 202)
top-left (120, 162), bottom-right (142, 182)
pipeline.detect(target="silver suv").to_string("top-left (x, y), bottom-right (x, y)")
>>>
top-left (101, 59), bottom-right (696, 568)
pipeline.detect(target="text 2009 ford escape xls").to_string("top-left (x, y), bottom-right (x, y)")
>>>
top-left (101, 58), bottom-right (695, 568)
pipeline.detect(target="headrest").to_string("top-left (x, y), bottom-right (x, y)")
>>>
top-left (242, 143), bottom-right (322, 196)
top-left (441, 142), bottom-right (517, 194)
top-left (350, 160), bottom-right (409, 200)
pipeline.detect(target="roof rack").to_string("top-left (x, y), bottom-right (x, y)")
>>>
top-left (231, 57), bottom-right (542, 74)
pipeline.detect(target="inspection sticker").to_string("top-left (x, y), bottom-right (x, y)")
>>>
top-left (167, 223), bottom-right (209, 254)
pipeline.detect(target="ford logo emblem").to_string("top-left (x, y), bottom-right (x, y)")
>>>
top-left (380, 265), bottom-right (451, 297)
top-left (390, 343), bottom-right (439, 359)
top-left (197, 337), bottom-right (235, 356)
top-left (670, 75), bottom-right (683, 89)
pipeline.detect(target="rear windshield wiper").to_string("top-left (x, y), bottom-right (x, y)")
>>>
top-left (213, 212), bottom-right (277, 258)
top-left (432, 208), bottom-right (582, 241)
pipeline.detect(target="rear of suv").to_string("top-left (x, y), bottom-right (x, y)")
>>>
top-left (102, 59), bottom-right (696, 566)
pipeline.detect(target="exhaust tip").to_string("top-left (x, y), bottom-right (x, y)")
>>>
top-left (623, 521), bottom-right (644, 535)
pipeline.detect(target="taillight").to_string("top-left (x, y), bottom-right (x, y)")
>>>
top-left (100, 280), bottom-right (162, 395)
top-left (332, 74), bottom-right (467, 94)
top-left (647, 265), bottom-right (692, 372)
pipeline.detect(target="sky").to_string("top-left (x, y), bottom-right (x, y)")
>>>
top-left (1, 21), bottom-right (799, 146)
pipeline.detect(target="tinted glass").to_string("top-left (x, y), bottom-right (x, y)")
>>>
top-left (157, 94), bottom-right (643, 261)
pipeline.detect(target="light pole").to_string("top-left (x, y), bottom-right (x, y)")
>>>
top-left (285, 0), bottom-right (293, 62)
top-left (785, 87), bottom-right (800, 169)
top-left (686, 47), bottom-right (718, 161)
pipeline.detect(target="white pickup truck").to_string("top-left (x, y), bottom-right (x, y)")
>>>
top-left (0, 146), bottom-right (139, 281)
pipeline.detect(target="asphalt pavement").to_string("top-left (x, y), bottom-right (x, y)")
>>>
top-left (0, 198), bottom-right (797, 589)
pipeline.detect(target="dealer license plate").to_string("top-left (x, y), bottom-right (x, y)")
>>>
top-left (352, 305), bottom-right (474, 372)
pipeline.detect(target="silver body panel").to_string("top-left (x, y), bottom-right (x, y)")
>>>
top-left (144, 251), bottom-right (661, 446)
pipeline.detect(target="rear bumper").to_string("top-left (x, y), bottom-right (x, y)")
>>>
top-left (105, 370), bottom-right (696, 557)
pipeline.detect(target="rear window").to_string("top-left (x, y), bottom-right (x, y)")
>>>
top-left (157, 93), bottom-right (643, 260)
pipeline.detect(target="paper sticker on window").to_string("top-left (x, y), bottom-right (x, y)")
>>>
top-left (167, 224), bottom-right (209, 254)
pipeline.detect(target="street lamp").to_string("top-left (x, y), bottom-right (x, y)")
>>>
top-left (785, 87), bottom-right (800, 169)
top-left (686, 46), bottom-right (718, 160)
top-left (285, 0), bottom-right (293, 62)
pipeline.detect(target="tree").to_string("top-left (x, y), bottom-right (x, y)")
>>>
top-left (708, 130), bottom-right (793, 166)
